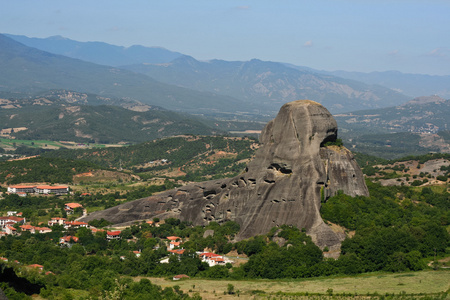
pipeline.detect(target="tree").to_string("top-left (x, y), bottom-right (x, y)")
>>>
top-left (226, 283), bottom-right (235, 295)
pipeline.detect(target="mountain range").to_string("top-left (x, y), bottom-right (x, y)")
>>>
top-left (3, 33), bottom-right (412, 114)
top-left (0, 34), bottom-right (245, 115)
top-left (10, 33), bottom-right (450, 102)
top-left (121, 56), bottom-right (409, 114)
top-left (2, 33), bottom-right (450, 158)
top-left (4, 34), bottom-right (183, 66)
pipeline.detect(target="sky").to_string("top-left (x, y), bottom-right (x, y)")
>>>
top-left (1, 0), bottom-right (449, 75)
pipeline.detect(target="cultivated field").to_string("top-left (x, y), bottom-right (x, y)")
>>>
top-left (144, 270), bottom-right (450, 299)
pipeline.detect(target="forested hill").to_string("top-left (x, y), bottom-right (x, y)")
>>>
top-left (43, 135), bottom-right (257, 181)
top-left (0, 104), bottom-right (221, 144)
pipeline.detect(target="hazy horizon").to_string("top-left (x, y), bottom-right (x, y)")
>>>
top-left (1, 0), bottom-right (449, 76)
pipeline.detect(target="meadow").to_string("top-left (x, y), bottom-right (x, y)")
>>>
top-left (145, 270), bottom-right (450, 299)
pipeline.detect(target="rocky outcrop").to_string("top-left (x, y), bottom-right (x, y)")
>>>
top-left (81, 100), bottom-right (368, 249)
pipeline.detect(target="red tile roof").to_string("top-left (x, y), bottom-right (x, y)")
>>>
top-left (0, 216), bottom-right (25, 222)
top-left (61, 236), bottom-right (79, 243)
top-left (209, 257), bottom-right (225, 262)
top-left (28, 264), bottom-right (44, 269)
top-left (166, 236), bottom-right (181, 241)
top-left (37, 185), bottom-right (68, 190)
top-left (65, 203), bottom-right (83, 209)
top-left (20, 225), bottom-right (34, 230)
top-left (65, 221), bottom-right (88, 226)
top-left (107, 230), bottom-right (121, 236)
top-left (168, 249), bottom-right (185, 255)
top-left (8, 185), bottom-right (35, 189)
top-left (199, 252), bottom-right (221, 257)
top-left (34, 226), bottom-right (51, 231)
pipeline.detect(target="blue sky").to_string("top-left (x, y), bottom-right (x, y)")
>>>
top-left (1, 0), bottom-right (449, 75)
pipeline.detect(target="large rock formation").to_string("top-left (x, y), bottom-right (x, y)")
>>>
top-left (81, 100), bottom-right (369, 249)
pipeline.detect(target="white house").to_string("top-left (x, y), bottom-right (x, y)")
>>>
top-left (0, 216), bottom-right (25, 228)
top-left (35, 185), bottom-right (69, 195)
top-left (7, 185), bottom-right (35, 194)
top-left (64, 203), bottom-right (83, 214)
top-left (199, 252), bottom-right (227, 267)
top-left (48, 218), bottom-right (66, 227)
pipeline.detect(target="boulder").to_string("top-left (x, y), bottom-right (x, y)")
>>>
top-left (81, 100), bottom-right (368, 249)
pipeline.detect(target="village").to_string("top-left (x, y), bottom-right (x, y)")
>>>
top-left (1, 185), bottom-right (236, 281)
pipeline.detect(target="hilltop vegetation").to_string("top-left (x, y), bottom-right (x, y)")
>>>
top-left (42, 135), bottom-right (256, 182)
top-left (0, 157), bottom-right (101, 185)
top-left (0, 104), bottom-right (222, 144)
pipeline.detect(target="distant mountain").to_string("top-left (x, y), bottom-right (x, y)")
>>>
top-left (4, 33), bottom-right (183, 66)
top-left (5, 33), bottom-right (411, 114)
top-left (325, 70), bottom-right (450, 99)
top-left (335, 96), bottom-right (450, 158)
top-left (122, 56), bottom-right (410, 114)
top-left (0, 89), bottom-right (152, 110)
top-left (0, 93), bottom-right (221, 143)
top-left (0, 34), bottom-right (246, 114)
top-left (335, 95), bottom-right (450, 135)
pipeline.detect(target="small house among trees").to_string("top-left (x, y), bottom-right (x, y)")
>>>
top-left (64, 203), bottom-right (83, 214)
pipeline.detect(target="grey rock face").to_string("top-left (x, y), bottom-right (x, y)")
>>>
top-left (81, 100), bottom-right (368, 248)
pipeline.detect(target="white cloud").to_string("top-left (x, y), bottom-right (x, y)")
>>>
top-left (303, 40), bottom-right (313, 47)
top-left (428, 48), bottom-right (449, 58)
top-left (388, 49), bottom-right (399, 56)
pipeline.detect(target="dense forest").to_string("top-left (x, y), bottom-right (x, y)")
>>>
top-left (42, 135), bottom-right (255, 169)
top-left (0, 157), bottom-right (101, 185)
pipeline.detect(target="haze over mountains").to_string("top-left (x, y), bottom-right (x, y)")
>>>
top-left (0, 34), bottom-right (245, 115)
top-left (2, 33), bottom-right (420, 115)
top-left (4, 34), bottom-right (183, 66)
top-left (326, 70), bottom-right (450, 99)
top-left (2, 33), bottom-right (450, 158)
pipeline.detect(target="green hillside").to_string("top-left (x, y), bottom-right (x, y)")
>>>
top-left (43, 135), bottom-right (256, 181)
top-left (0, 104), bottom-right (221, 144)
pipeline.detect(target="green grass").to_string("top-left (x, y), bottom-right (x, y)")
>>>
top-left (0, 137), bottom-right (113, 149)
top-left (0, 137), bottom-right (61, 148)
top-left (86, 206), bottom-right (106, 214)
